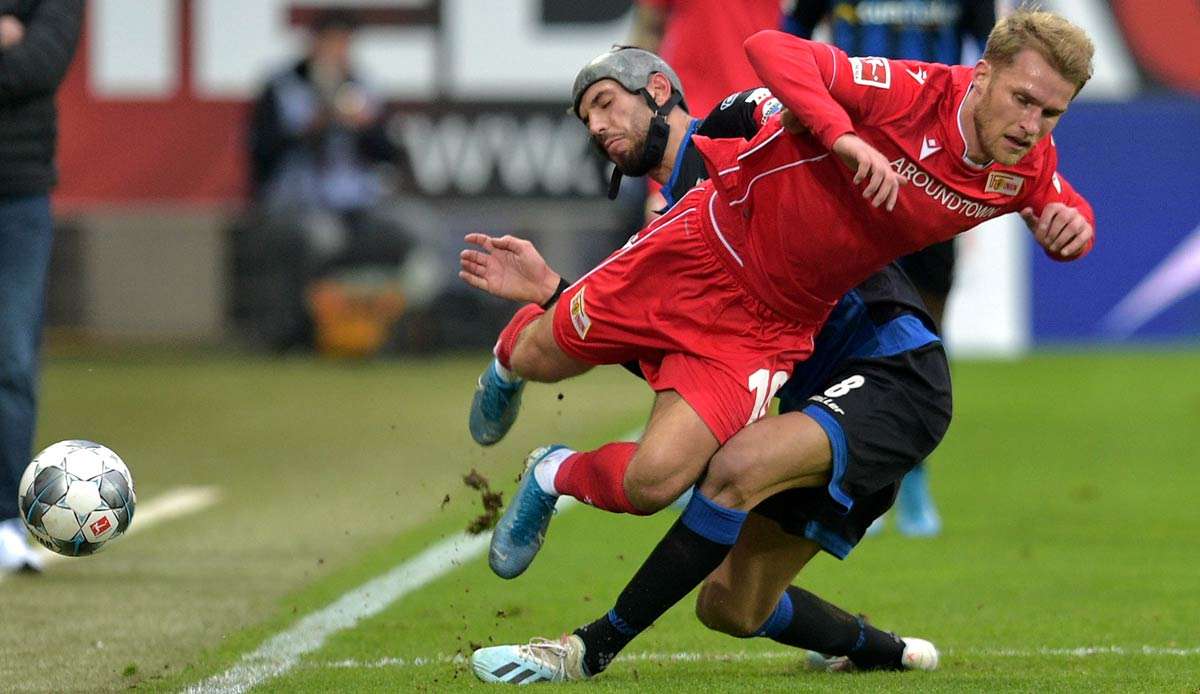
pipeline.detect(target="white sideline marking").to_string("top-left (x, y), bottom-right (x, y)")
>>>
top-left (183, 529), bottom-right (493, 694)
top-left (1, 486), bottom-right (221, 584)
top-left (184, 497), bottom-right (579, 694)
top-left (302, 645), bottom-right (1200, 671)
top-left (981, 645), bottom-right (1200, 657)
top-left (185, 428), bottom-right (642, 694)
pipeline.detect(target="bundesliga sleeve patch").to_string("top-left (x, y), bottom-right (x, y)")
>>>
top-left (849, 57), bottom-right (891, 89)
top-left (569, 285), bottom-right (591, 340)
top-left (759, 99), bottom-right (783, 125)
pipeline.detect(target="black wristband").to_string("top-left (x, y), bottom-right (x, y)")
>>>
top-left (540, 277), bottom-right (572, 310)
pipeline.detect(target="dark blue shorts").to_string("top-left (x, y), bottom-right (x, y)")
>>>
top-left (752, 342), bottom-right (952, 558)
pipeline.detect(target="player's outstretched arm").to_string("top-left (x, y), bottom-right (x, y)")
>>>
top-left (747, 30), bottom-right (907, 211)
top-left (459, 233), bottom-right (563, 304)
top-left (744, 30), bottom-right (855, 152)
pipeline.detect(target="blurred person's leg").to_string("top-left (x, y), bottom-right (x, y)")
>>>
top-left (0, 194), bottom-right (53, 571)
top-left (295, 208), bottom-right (414, 357)
top-left (245, 207), bottom-right (345, 351)
top-left (338, 207), bottom-right (413, 270)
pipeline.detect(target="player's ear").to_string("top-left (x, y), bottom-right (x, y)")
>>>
top-left (647, 71), bottom-right (673, 108)
top-left (972, 59), bottom-right (993, 92)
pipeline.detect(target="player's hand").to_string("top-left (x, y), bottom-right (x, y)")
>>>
top-left (0, 15), bottom-right (25, 48)
top-left (1020, 204), bottom-right (1093, 258)
top-left (459, 233), bottom-right (562, 304)
top-left (779, 109), bottom-right (806, 135)
top-left (832, 133), bottom-right (906, 211)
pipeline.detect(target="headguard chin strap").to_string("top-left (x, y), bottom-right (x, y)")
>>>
top-left (607, 90), bottom-right (684, 200)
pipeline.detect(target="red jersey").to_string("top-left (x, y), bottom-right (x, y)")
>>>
top-left (689, 30), bottom-right (1095, 317)
top-left (641, 0), bottom-right (782, 116)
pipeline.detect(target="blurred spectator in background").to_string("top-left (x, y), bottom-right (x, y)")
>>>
top-left (785, 0), bottom-right (997, 537)
top-left (0, 0), bottom-right (83, 573)
top-left (631, 0), bottom-right (782, 116)
top-left (628, 0), bottom-right (782, 224)
top-left (238, 10), bottom-right (412, 353)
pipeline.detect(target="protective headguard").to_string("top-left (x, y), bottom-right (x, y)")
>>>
top-left (571, 47), bottom-right (687, 199)
top-left (572, 47), bottom-right (686, 118)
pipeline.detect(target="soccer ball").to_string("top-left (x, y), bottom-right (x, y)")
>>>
top-left (17, 440), bottom-right (136, 557)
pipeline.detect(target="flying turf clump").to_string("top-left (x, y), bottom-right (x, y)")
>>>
top-left (463, 469), bottom-right (504, 534)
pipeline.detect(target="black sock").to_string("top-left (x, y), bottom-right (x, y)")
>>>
top-left (769, 586), bottom-right (904, 669)
top-left (574, 492), bottom-right (747, 675)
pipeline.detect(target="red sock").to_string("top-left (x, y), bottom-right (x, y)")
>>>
top-left (494, 303), bottom-right (545, 371)
top-left (554, 442), bottom-right (649, 515)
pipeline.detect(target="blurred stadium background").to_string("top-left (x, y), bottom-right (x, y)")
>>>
top-left (4, 0), bottom-right (1199, 692)
top-left (47, 0), bottom-right (1200, 354)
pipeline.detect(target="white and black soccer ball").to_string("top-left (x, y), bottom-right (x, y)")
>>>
top-left (17, 440), bottom-right (136, 557)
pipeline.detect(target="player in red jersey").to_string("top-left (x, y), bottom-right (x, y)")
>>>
top-left (476, 9), bottom-right (1092, 535)
top-left (466, 10), bottom-right (1095, 682)
top-left (469, 79), bottom-right (949, 683)
top-left (784, 0), bottom-right (1000, 538)
top-left (681, 31), bottom-right (1096, 330)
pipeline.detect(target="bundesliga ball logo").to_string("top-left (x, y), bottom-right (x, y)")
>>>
top-left (17, 440), bottom-right (136, 557)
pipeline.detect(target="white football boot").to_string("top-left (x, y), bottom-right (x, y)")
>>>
top-left (0, 517), bottom-right (43, 573)
top-left (806, 636), bottom-right (939, 672)
top-left (471, 634), bottom-right (588, 684)
top-left (898, 637), bottom-right (940, 671)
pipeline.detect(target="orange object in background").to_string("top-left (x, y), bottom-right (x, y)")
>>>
top-left (1111, 0), bottom-right (1200, 95)
top-left (307, 279), bottom-right (405, 358)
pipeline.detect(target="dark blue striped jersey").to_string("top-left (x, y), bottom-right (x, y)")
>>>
top-left (783, 0), bottom-right (994, 64)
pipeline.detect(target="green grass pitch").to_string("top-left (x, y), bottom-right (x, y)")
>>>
top-left (1, 348), bottom-right (1197, 692)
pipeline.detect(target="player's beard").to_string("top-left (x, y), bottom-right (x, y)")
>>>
top-left (973, 86), bottom-right (1032, 166)
top-left (594, 115), bottom-right (650, 175)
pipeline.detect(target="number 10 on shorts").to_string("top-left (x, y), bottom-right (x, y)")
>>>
top-left (747, 368), bottom-right (789, 425)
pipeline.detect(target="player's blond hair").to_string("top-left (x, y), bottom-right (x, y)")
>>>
top-left (983, 10), bottom-right (1094, 94)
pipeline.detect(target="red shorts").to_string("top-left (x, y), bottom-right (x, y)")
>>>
top-left (552, 188), bottom-right (821, 443)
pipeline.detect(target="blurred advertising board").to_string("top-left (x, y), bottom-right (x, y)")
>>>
top-left (1031, 97), bottom-right (1200, 344)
